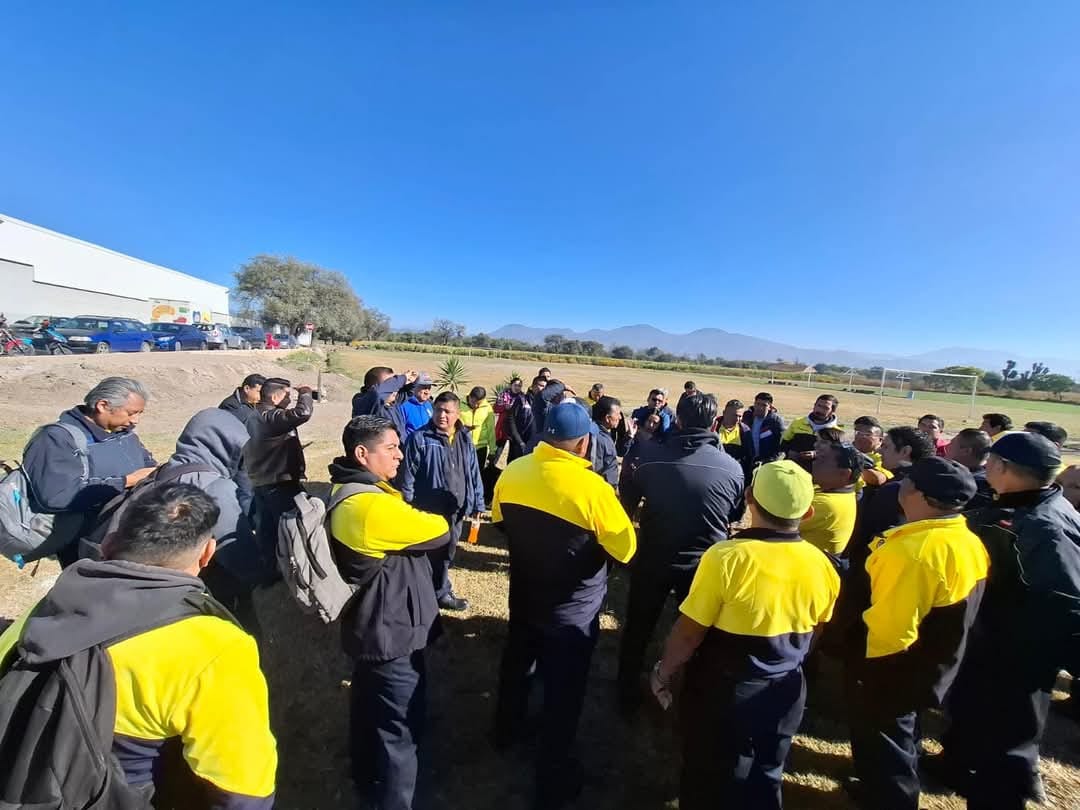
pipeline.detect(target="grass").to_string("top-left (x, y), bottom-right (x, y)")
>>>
top-left (328, 348), bottom-right (1080, 453)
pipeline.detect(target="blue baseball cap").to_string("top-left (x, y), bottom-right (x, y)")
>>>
top-left (544, 402), bottom-right (592, 441)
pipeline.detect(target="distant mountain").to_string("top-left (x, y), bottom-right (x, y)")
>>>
top-left (489, 323), bottom-right (1073, 374)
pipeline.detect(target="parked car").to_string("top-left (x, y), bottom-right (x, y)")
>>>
top-left (58, 316), bottom-right (156, 353)
top-left (264, 332), bottom-right (298, 350)
top-left (230, 326), bottom-right (265, 349)
top-left (11, 315), bottom-right (69, 333)
top-left (149, 322), bottom-right (212, 351)
top-left (211, 323), bottom-right (249, 350)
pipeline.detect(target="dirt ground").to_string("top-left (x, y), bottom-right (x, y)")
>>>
top-left (2, 347), bottom-right (1078, 809)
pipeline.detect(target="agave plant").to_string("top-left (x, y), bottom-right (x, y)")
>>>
top-left (435, 355), bottom-right (469, 394)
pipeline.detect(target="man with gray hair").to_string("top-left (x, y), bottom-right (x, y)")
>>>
top-left (22, 376), bottom-right (158, 564)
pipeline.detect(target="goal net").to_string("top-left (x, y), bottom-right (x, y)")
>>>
top-left (875, 368), bottom-right (980, 419)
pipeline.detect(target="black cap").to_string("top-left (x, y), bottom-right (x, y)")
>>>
top-left (907, 457), bottom-right (977, 507)
top-left (242, 373), bottom-right (267, 388)
top-left (265, 376), bottom-right (291, 387)
top-left (992, 431), bottom-right (1061, 471)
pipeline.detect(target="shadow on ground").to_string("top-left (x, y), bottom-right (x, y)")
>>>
top-left (252, 522), bottom-right (1080, 809)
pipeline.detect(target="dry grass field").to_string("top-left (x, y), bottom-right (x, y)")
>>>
top-left (1, 347), bottom-right (1078, 808)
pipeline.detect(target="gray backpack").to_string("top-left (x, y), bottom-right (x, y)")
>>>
top-left (0, 422), bottom-right (89, 564)
top-left (276, 483), bottom-right (379, 623)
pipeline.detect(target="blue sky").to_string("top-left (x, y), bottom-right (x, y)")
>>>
top-left (3, 2), bottom-right (1078, 357)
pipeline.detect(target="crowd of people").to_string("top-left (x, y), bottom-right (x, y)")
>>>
top-left (1, 366), bottom-right (1079, 810)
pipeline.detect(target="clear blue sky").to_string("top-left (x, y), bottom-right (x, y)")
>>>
top-left (3, 2), bottom-right (1078, 357)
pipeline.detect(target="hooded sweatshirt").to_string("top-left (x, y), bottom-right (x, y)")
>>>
top-left (0, 559), bottom-right (276, 809)
top-left (164, 408), bottom-right (258, 582)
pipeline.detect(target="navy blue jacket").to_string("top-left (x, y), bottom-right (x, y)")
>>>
top-left (531, 380), bottom-right (566, 435)
top-left (740, 407), bottom-right (785, 465)
top-left (398, 421), bottom-right (485, 521)
top-left (23, 407), bottom-right (156, 514)
top-left (620, 428), bottom-right (745, 572)
top-left (631, 404), bottom-right (675, 434)
top-left (352, 374), bottom-right (412, 439)
top-left (588, 422), bottom-right (619, 488)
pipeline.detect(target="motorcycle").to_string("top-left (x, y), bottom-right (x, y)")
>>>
top-left (0, 328), bottom-right (35, 356)
top-left (35, 323), bottom-right (73, 355)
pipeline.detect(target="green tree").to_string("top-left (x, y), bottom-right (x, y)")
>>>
top-left (981, 371), bottom-right (1004, 390)
top-left (430, 319), bottom-right (466, 345)
top-left (611, 345), bottom-right (634, 359)
top-left (233, 255), bottom-right (379, 342)
top-left (1033, 373), bottom-right (1074, 399)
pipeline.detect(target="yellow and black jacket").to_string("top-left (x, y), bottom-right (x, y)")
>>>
top-left (861, 515), bottom-right (989, 708)
top-left (328, 458), bottom-right (451, 662)
top-left (492, 442), bottom-right (636, 629)
top-left (679, 528), bottom-right (840, 680)
top-left (779, 414), bottom-right (842, 468)
top-left (0, 560), bottom-right (276, 810)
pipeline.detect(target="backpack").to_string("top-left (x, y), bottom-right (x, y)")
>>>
top-left (276, 483), bottom-right (380, 623)
top-left (0, 422), bottom-right (89, 564)
top-left (77, 463), bottom-right (219, 562)
top-left (0, 592), bottom-right (233, 810)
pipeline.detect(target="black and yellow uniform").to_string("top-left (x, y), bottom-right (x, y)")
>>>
top-left (854, 450), bottom-right (893, 494)
top-left (801, 487), bottom-right (858, 555)
top-left (0, 561), bottom-right (276, 810)
top-left (779, 414), bottom-right (841, 471)
top-left (491, 441), bottom-right (635, 805)
top-left (850, 515), bottom-right (989, 810)
top-left (938, 485), bottom-right (1080, 809)
top-left (327, 458), bottom-right (451, 810)
top-left (677, 528), bottom-right (840, 810)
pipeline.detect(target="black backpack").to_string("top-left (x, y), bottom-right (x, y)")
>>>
top-left (77, 463), bottom-right (218, 561)
top-left (0, 593), bottom-right (233, 809)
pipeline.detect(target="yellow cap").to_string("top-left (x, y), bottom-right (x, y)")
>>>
top-left (751, 460), bottom-right (815, 520)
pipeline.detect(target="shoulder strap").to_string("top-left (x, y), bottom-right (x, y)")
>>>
top-left (25, 421), bottom-right (90, 479)
top-left (326, 482), bottom-right (382, 512)
top-left (155, 463), bottom-right (219, 485)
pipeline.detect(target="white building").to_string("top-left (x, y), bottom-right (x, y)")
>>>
top-left (0, 214), bottom-right (229, 325)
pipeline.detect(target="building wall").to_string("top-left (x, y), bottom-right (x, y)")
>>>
top-left (0, 214), bottom-right (229, 323)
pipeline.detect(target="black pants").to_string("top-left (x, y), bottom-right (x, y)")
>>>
top-left (350, 650), bottom-right (427, 810)
top-left (200, 560), bottom-right (261, 638)
top-left (616, 561), bottom-right (695, 702)
top-left (251, 482), bottom-right (302, 584)
top-left (494, 618), bottom-right (599, 801)
top-left (680, 666), bottom-right (805, 810)
top-left (848, 676), bottom-right (920, 810)
top-left (428, 518), bottom-right (462, 601)
top-left (941, 653), bottom-right (1050, 809)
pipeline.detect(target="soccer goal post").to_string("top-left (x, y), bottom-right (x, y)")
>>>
top-left (875, 368), bottom-right (980, 420)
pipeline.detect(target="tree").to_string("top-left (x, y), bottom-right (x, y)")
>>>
top-left (543, 334), bottom-right (566, 354)
top-left (1033, 373), bottom-right (1074, 399)
top-left (981, 371), bottom-right (1004, 390)
top-left (580, 341), bottom-right (605, 356)
top-left (430, 319), bottom-right (466, 345)
top-left (1002, 360), bottom-right (1019, 387)
top-left (928, 366), bottom-right (983, 393)
top-left (611, 345), bottom-right (634, 359)
top-left (233, 255), bottom-right (378, 342)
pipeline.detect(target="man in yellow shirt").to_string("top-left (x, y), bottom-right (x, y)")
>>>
top-left (651, 460), bottom-right (840, 810)
top-left (853, 415), bottom-right (892, 491)
top-left (846, 456), bottom-right (988, 810)
top-left (327, 415), bottom-right (452, 810)
top-left (780, 394), bottom-right (841, 471)
top-left (492, 402), bottom-right (636, 808)
top-left (0, 483), bottom-right (276, 810)
top-left (803, 441), bottom-right (861, 555)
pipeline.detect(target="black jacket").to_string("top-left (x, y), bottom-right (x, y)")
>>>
top-left (327, 460), bottom-right (451, 661)
top-left (966, 486), bottom-right (1080, 686)
top-left (218, 389), bottom-right (259, 429)
top-left (243, 391), bottom-right (314, 487)
top-left (740, 407), bottom-right (785, 465)
top-left (351, 374), bottom-right (412, 439)
top-left (620, 428), bottom-right (745, 572)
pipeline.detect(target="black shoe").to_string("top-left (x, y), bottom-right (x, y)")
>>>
top-left (437, 593), bottom-right (469, 611)
top-left (920, 752), bottom-right (972, 797)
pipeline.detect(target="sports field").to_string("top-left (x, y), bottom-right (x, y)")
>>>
top-left (1, 348), bottom-right (1077, 808)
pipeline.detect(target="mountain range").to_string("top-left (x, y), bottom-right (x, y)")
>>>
top-left (489, 323), bottom-right (1073, 375)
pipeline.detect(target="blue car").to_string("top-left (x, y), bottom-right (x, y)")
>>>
top-left (58, 316), bottom-right (157, 354)
top-left (149, 322), bottom-right (212, 351)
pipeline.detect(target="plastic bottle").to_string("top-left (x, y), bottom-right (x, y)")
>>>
top-left (467, 516), bottom-right (481, 545)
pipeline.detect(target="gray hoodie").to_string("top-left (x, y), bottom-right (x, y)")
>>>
top-left (163, 409), bottom-right (258, 582)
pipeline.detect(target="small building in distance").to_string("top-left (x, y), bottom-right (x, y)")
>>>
top-left (0, 214), bottom-right (229, 325)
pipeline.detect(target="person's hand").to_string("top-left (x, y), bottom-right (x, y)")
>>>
top-left (405, 370), bottom-right (418, 383)
top-left (650, 661), bottom-right (673, 710)
top-left (124, 466), bottom-right (157, 488)
top-left (296, 385), bottom-right (313, 395)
